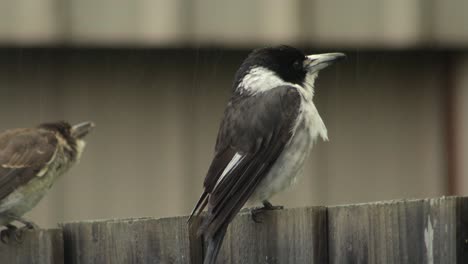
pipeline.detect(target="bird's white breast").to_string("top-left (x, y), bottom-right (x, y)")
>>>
top-left (236, 67), bottom-right (327, 204)
top-left (248, 94), bottom-right (327, 204)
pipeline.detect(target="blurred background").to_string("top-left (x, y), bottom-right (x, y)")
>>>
top-left (0, 0), bottom-right (467, 228)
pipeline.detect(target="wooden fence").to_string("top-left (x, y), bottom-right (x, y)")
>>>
top-left (1, 196), bottom-right (467, 263)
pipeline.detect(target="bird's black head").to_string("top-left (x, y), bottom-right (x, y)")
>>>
top-left (235, 45), bottom-right (307, 87)
top-left (39, 121), bottom-right (94, 142)
top-left (233, 45), bottom-right (345, 94)
top-left (39, 121), bottom-right (94, 159)
top-left (39, 121), bottom-right (73, 139)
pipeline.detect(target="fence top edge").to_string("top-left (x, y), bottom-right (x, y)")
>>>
top-left (58, 196), bottom-right (467, 226)
top-left (328, 195), bottom-right (468, 209)
top-left (60, 215), bottom-right (187, 226)
top-left (59, 206), bottom-right (327, 226)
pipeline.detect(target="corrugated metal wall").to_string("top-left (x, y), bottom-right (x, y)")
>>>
top-left (0, 1), bottom-right (468, 47)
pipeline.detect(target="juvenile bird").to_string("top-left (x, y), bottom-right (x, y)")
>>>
top-left (0, 121), bottom-right (94, 242)
top-left (189, 46), bottom-right (345, 264)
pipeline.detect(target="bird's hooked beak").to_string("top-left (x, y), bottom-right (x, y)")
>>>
top-left (71, 121), bottom-right (95, 139)
top-left (304, 53), bottom-right (346, 74)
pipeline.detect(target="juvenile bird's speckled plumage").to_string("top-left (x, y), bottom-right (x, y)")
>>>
top-left (189, 46), bottom-right (344, 264)
top-left (0, 121), bottom-right (93, 229)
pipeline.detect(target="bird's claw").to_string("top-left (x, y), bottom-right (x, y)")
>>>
top-left (250, 201), bottom-right (284, 223)
top-left (0, 224), bottom-right (19, 244)
top-left (262, 201), bottom-right (284, 211)
top-left (14, 222), bottom-right (38, 243)
top-left (13, 229), bottom-right (24, 243)
top-left (0, 231), bottom-right (9, 244)
top-left (24, 222), bottom-right (39, 230)
top-left (0, 220), bottom-right (38, 244)
top-left (0, 230), bottom-right (11, 244)
top-left (9, 215), bottom-right (39, 231)
top-left (251, 207), bottom-right (266, 223)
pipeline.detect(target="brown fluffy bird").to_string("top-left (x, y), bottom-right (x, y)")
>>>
top-left (0, 121), bottom-right (94, 242)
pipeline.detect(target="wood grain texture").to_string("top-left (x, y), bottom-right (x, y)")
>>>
top-left (62, 216), bottom-right (194, 264)
top-left (0, 229), bottom-right (63, 264)
top-left (328, 196), bottom-right (468, 264)
top-left (4, 196), bottom-right (461, 263)
top-left (213, 206), bottom-right (328, 264)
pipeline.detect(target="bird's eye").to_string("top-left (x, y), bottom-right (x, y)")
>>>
top-left (293, 61), bottom-right (302, 70)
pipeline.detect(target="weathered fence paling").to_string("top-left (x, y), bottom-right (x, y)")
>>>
top-left (328, 197), bottom-right (468, 263)
top-left (0, 196), bottom-right (467, 263)
top-left (62, 217), bottom-right (194, 264)
top-left (214, 207), bottom-right (327, 264)
top-left (0, 229), bottom-right (63, 264)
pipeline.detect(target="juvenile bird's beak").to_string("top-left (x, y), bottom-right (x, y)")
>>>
top-left (304, 53), bottom-right (346, 73)
top-left (71, 121), bottom-right (95, 139)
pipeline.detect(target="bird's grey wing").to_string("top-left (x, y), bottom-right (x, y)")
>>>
top-left (0, 128), bottom-right (58, 200)
top-left (190, 86), bottom-right (301, 238)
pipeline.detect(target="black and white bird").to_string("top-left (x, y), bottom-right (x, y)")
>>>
top-left (189, 46), bottom-right (345, 264)
top-left (0, 121), bottom-right (94, 242)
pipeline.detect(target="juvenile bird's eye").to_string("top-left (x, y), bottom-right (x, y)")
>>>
top-left (293, 60), bottom-right (302, 70)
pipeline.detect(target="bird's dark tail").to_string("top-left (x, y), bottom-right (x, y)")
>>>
top-left (203, 225), bottom-right (228, 264)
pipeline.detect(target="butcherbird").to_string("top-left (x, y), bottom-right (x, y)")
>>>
top-left (0, 121), bottom-right (94, 242)
top-left (189, 46), bottom-right (345, 264)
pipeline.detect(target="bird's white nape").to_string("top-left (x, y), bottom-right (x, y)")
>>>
top-left (238, 66), bottom-right (319, 101)
top-left (238, 67), bottom-right (288, 95)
